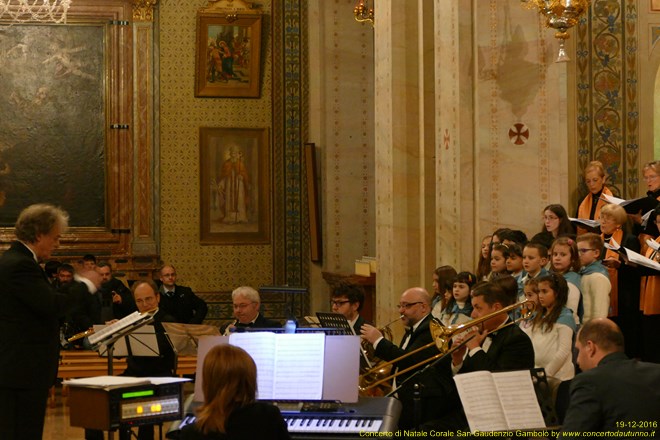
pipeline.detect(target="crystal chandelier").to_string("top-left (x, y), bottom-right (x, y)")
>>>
top-left (521, 0), bottom-right (591, 62)
top-left (354, 0), bottom-right (373, 26)
top-left (0, 0), bottom-right (72, 24)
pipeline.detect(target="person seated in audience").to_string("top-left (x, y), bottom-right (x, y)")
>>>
top-left (521, 274), bottom-right (575, 381)
top-left (599, 203), bottom-right (642, 359)
top-left (361, 287), bottom-right (458, 430)
top-left (487, 243), bottom-right (510, 281)
top-left (119, 280), bottom-right (176, 440)
top-left (221, 286), bottom-right (281, 335)
top-left (43, 259), bottom-right (61, 285)
top-left (430, 265), bottom-right (457, 317)
top-left (550, 237), bottom-right (582, 325)
top-left (504, 243), bottom-right (526, 300)
top-left (97, 261), bottom-right (136, 320)
top-left (560, 319), bottom-right (660, 435)
top-left (576, 233), bottom-right (610, 322)
top-left (531, 204), bottom-right (575, 250)
top-left (158, 264), bottom-right (208, 324)
top-left (575, 160), bottom-right (612, 235)
top-left (632, 160), bottom-right (660, 253)
top-left (81, 254), bottom-right (97, 271)
top-left (438, 272), bottom-right (476, 326)
top-left (330, 282), bottom-right (369, 334)
top-left (521, 242), bottom-right (549, 285)
top-left (498, 229), bottom-right (528, 247)
top-left (180, 344), bottom-right (291, 440)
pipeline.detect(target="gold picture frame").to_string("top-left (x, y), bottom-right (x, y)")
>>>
top-left (195, 13), bottom-right (262, 98)
top-left (200, 127), bottom-right (270, 244)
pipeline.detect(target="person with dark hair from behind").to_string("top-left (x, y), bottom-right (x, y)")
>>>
top-left (560, 318), bottom-right (660, 435)
top-left (499, 229), bottom-right (528, 247)
top-left (330, 282), bottom-right (368, 335)
top-left (159, 264), bottom-right (208, 324)
top-left (180, 344), bottom-right (291, 440)
top-left (43, 259), bottom-right (61, 285)
top-left (0, 204), bottom-right (83, 440)
top-left (81, 253), bottom-right (97, 271)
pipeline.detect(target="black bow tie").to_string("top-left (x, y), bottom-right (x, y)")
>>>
top-left (235, 322), bottom-right (253, 328)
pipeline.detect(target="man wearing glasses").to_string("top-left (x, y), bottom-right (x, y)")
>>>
top-left (361, 287), bottom-right (458, 430)
top-left (330, 282), bottom-right (369, 335)
top-left (221, 286), bottom-right (281, 335)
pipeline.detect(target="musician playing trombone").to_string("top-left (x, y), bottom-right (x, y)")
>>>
top-left (361, 287), bottom-right (459, 430)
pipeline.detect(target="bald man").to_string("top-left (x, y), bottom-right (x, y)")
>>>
top-left (560, 318), bottom-right (660, 435)
top-left (361, 287), bottom-right (458, 430)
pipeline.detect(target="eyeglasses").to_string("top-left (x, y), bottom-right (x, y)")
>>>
top-left (397, 302), bottom-right (423, 310)
top-left (578, 248), bottom-right (595, 254)
top-left (643, 174), bottom-right (659, 182)
top-left (233, 302), bottom-right (255, 310)
top-left (330, 300), bottom-right (351, 307)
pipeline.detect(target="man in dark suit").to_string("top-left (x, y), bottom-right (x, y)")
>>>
top-left (221, 286), bottom-right (281, 334)
top-left (97, 261), bottom-right (136, 320)
top-left (0, 204), bottom-right (81, 440)
top-left (560, 318), bottom-right (660, 435)
top-left (424, 282), bottom-right (535, 432)
top-left (331, 282), bottom-right (368, 334)
top-left (361, 287), bottom-right (458, 429)
top-left (158, 264), bottom-right (208, 324)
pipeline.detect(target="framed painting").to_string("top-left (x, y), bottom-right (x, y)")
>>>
top-left (195, 13), bottom-right (262, 98)
top-left (200, 127), bottom-right (270, 244)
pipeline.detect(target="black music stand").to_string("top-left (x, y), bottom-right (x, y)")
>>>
top-left (316, 311), bottom-right (373, 369)
top-left (92, 318), bottom-right (156, 376)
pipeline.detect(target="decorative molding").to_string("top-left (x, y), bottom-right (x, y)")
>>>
top-left (133, 0), bottom-right (158, 22)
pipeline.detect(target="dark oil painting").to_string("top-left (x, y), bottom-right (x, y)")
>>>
top-left (0, 24), bottom-right (105, 227)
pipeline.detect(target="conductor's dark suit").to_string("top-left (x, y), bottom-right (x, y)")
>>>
top-left (0, 241), bottom-right (81, 440)
top-left (159, 284), bottom-right (208, 324)
top-left (561, 352), bottom-right (660, 435)
top-left (374, 314), bottom-right (458, 429)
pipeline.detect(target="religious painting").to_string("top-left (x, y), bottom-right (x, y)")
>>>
top-left (195, 13), bottom-right (262, 98)
top-left (200, 127), bottom-right (270, 244)
top-left (0, 24), bottom-right (106, 227)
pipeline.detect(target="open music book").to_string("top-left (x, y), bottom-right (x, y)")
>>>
top-left (569, 217), bottom-right (600, 230)
top-left (454, 370), bottom-right (546, 433)
top-left (229, 332), bottom-right (326, 400)
top-left (600, 193), bottom-right (658, 214)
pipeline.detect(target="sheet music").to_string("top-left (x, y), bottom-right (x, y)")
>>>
top-left (604, 237), bottom-right (620, 250)
top-left (64, 376), bottom-right (151, 389)
top-left (568, 217), bottom-right (600, 228)
top-left (641, 210), bottom-right (654, 228)
top-left (492, 370), bottom-right (546, 430)
top-left (88, 310), bottom-right (152, 345)
top-left (229, 332), bottom-right (277, 399)
top-left (623, 247), bottom-right (660, 272)
top-left (454, 370), bottom-right (545, 433)
top-left (454, 371), bottom-right (509, 432)
top-left (646, 238), bottom-right (660, 252)
top-left (600, 193), bottom-right (626, 205)
top-left (272, 334), bottom-right (325, 400)
top-left (95, 325), bottom-right (158, 357)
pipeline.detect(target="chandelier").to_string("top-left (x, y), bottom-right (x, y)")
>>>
top-left (0, 0), bottom-right (72, 24)
top-left (521, 0), bottom-right (591, 62)
top-left (354, 0), bottom-right (373, 26)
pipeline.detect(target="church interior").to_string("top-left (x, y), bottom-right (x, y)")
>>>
top-left (2, 0), bottom-right (660, 438)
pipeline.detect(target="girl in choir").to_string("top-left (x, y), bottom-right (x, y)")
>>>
top-left (531, 204), bottom-right (575, 250)
top-left (599, 203), bottom-right (642, 359)
top-left (488, 243), bottom-right (510, 281)
top-left (431, 265), bottom-right (457, 319)
top-left (521, 273), bottom-right (576, 381)
top-left (476, 235), bottom-right (492, 281)
top-left (549, 237), bottom-right (582, 325)
top-left (180, 344), bottom-right (290, 440)
top-left (575, 160), bottom-right (612, 235)
top-left (439, 271), bottom-right (476, 326)
top-left (519, 278), bottom-right (540, 332)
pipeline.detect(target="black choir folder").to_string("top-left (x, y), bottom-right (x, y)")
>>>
top-left (454, 370), bottom-right (546, 433)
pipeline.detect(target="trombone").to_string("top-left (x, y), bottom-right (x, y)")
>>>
top-left (358, 299), bottom-right (536, 395)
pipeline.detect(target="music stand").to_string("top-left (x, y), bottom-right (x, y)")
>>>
top-left (91, 317), bottom-right (156, 376)
top-left (316, 312), bottom-right (372, 369)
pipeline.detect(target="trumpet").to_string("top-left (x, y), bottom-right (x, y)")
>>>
top-left (358, 299), bottom-right (535, 395)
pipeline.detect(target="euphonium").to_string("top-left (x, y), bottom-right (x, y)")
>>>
top-left (358, 315), bottom-right (402, 396)
top-left (358, 300), bottom-right (536, 395)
